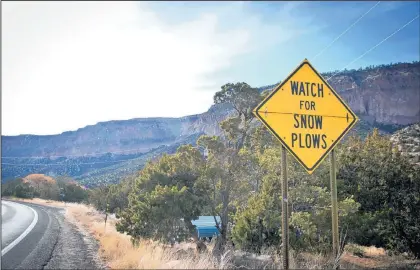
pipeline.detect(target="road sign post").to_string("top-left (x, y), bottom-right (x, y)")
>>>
top-left (253, 58), bottom-right (358, 268)
top-left (330, 149), bottom-right (340, 261)
top-left (281, 145), bottom-right (289, 269)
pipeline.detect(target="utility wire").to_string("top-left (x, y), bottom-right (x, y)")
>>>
top-left (2, 12), bottom-right (418, 167)
top-left (1, 147), bottom-right (153, 159)
top-left (1, 158), bottom-right (143, 166)
top-left (311, 1), bottom-right (381, 61)
top-left (325, 13), bottom-right (419, 82)
top-left (1, 146), bottom-right (172, 166)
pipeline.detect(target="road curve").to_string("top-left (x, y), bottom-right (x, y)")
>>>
top-left (2, 200), bottom-right (38, 256)
top-left (1, 200), bottom-right (104, 270)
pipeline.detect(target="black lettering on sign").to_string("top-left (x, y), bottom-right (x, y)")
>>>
top-left (289, 79), bottom-right (328, 153)
top-left (321, 134), bottom-right (327, 149)
top-left (291, 81), bottom-right (324, 97)
top-left (291, 133), bottom-right (298, 147)
top-left (291, 133), bottom-right (328, 149)
top-left (305, 134), bottom-right (312, 148)
top-left (293, 114), bottom-right (323, 129)
top-left (299, 100), bottom-right (316, 110)
top-left (313, 133), bottom-right (321, 148)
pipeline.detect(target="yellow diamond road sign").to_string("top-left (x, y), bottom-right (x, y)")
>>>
top-left (253, 59), bottom-right (358, 174)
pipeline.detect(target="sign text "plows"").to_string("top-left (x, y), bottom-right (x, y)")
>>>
top-left (290, 80), bottom-right (327, 150)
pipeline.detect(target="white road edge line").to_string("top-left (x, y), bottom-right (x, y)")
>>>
top-left (1, 201), bottom-right (39, 256)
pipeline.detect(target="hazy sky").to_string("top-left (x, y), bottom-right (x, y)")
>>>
top-left (2, 1), bottom-right (419, 136)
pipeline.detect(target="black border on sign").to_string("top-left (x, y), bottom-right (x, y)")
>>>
top-left (253, 59), bottom-right (359, 174)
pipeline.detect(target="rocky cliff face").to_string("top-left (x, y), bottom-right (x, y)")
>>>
top-left (1, 104), bottom-right (231, 158)
top-left (326, 62), bottom-right (420, 126)
top-left (2, 61), bottom-right (419, 184)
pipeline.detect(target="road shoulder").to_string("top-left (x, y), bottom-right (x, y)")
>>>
top-left (2, 200), bottom-right (105, 270)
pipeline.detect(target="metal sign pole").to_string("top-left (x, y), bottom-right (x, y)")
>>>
top-left (281, 145), bottom-right (289, 270)
top-left (251, 59), bottom-right (357, 270)
top-left (330, 149), bottom-right (340, 266)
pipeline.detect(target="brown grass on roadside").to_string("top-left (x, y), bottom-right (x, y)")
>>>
top-left (343, 243), bottom-right (386, 259)
top-left (8, 197), bottom-right (216, 269)
top-left (2, 198), bottom-right (354, 269)
top-left (66, 204), bottom-right (218, 269)
top-left (364, 246), bottom-right (386, 257)
top-left (7, 197), bottom-right (67, 208)
top-left (7, 198), bottom-right (336, 269)
top-left (9, 198), bottom-right (414, 269)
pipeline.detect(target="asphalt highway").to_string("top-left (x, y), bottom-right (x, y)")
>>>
top-left (1, 200), bottom-right (103, 270)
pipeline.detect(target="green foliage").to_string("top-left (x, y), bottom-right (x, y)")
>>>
top-left (87, 175), bottom-right (134, 213)
top-left (116, 185), bottom-right (196, 243)
top-left (338, 129), bottom-right (420, 257)
top-left (116, 145), bottom-right (208, 244)
top-left (214, 82), bottom-right (261, 119)
top-left (59, 183), bottom-right (88, 203)
top-left (2, 178), bottom-right (35, 199)
top-left (1, 175), bottom-right (88, 202)
top-left (215, 82), bottom-right (262, 150)
top-left (82, 80), bottom-right (419, 261)
top-left (198, 82), bottom-right (263, 252)
top-left (87, 185), bottom-right (110, 212)
top-left (230, 143), bottom-right (361, 254)
top-left (56, 176), bottom-right (88, 203)
top-left (232, 169), bottom-right (282, 253)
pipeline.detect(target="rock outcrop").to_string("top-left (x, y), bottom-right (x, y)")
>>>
top-left (390, 123), bottom-right (420, 166)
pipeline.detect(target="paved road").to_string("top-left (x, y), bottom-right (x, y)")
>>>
top-left (1, 200), bottom-right (104, 270)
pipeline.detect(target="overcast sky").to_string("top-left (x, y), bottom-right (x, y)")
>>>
top-left (2, 1), bottom-right (419, 135)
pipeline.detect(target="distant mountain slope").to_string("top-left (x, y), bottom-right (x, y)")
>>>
top-left (1, 107), bottom-right (229, 158)
top-left (2, 61), bottom-right (419, 186)
top-left (1, 133), bottom-right (203, 187)
top-left (1, 149), bottom-right (149, 185)
top-left (73, 133), bottom-right (203, 187)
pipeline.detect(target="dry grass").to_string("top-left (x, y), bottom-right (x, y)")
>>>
top-left (8, 197), bottom-right (218, 269)
top-left (65, 203), bottom-right (217, 269)
top-left (6, 198), bottom-right (332, 269)
top-left (341, 243), bottom-right (420, 269)
top-left (8, 198), bottom-right (417, 269)
top-left (7, 197), bottom-right (67, 208)
top-left (344, 243), bottom-right (386, 258)
top-left (364, 246), bottom-right (386, 257)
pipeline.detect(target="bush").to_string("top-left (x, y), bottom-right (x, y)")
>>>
top-left (1, 178), bottom-right (35, 199)
top-left (338, 130), bottom-right (420, 257)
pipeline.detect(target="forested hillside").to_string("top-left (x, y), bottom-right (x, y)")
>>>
top-left (2, 61), bottom-right (419, 186)
top-left (88, 82), bottom-right (419, 260)
top-left (5, 81), bottom-right (420, 266)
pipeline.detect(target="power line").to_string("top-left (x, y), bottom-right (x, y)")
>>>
top-left (1, 147), bottom-right (153, 159)
top-left (325, 13), bottom-right (419, 82)
top-left (2, 11), bottom-right (418, 167)
top-left (312, 1), bottom-right (381, 61)
top-left (1, 157), bottom-right (143, 166)
top-left (2, 141), bottom-right (201, 166)
top-left (1, 148), bottom-right (167, 166)
top-left (1, 145), bottom-right (188, 167)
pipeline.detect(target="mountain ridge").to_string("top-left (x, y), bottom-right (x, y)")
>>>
top-left (2, 61), bottom-right (419, 185)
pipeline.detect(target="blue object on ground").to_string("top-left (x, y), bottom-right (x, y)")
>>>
top-left (191, 216), bottom-right (221, 238)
